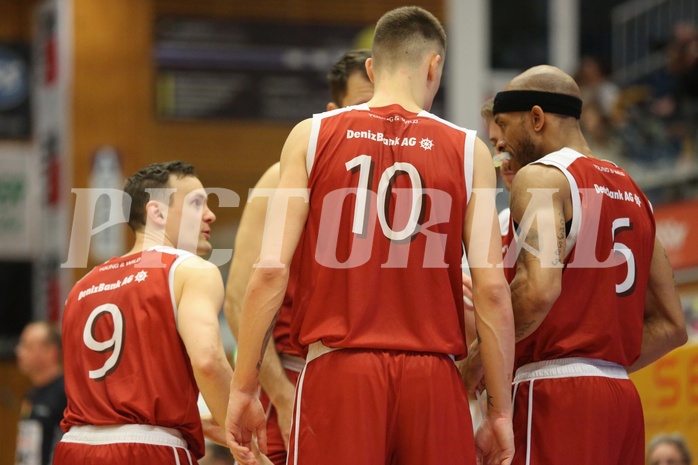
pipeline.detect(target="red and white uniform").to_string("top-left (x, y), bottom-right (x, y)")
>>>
top-left (55, 247), bottom-right (204, 465)
top-left (512, 148), bottom-right (654, 465)
top-left (288, 104), bottom-right (476, 465)
top-left (499, 207), bottom-right (516, 283)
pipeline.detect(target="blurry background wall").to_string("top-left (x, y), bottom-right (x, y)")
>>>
top-left (1, 0), bottom-right (698, 462)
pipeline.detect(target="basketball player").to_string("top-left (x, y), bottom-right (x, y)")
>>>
top-left (493, 65), bottom-right (687, 465)
top-left (227, 6), bottom-right (514, 465)
top-left (54, 161), bottom-right (237, 464)
top-left (223, 49), bottom-right (372, 465)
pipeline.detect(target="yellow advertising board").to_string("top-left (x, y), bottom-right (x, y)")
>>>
top-left (630, 340), bottom-right (698, 452)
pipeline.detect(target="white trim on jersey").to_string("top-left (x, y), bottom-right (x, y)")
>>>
top-left (145, 246), bottom-right (196, 325)
top-left (530, 147), bottom-right (584, 260)
top-left (417, 109), bottom-right (469, 131)
top-left (514, 357), bottom-right (629, 382)
top-left (292, 365), bottom-right (308, 465)
top-left (306, 105), bottom-right (367, 176)
top-left (525, 379), bottom-right (534, 465)
top-left (306, 115), bottom-right (322, 176)
top-left (499, 208), bottom-right (511, 236)
top-left (463, 129), bottom-right (476, 205)
top-left (61, 424), bottom-right (188, 447)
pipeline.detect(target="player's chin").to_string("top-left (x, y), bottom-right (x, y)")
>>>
top-left (196, 241), bottom-right (213, 256)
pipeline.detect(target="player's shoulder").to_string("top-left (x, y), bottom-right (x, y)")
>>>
top-left (515, 162), bottom-right (567, 187)
top-left (417, 109), bottom-right (468, 131)
top-left (176, 254), bottom-right (218, 273)
top-left (255, 162), bottom-right (281, 189)
top-left (175, 255), bottom-right (223, 293)
top-left (284, 118), bottom-right (314, 147)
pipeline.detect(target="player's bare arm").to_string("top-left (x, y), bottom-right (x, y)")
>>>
top-left (509, 164), bottom-right (569, 342)
top-left (227, 118), bottom-right (311, 465)
top-left (464, 137), bottom-right (515, 465)
top-left (176, 257), bottom-right (232, 429)
top-left (225, 163), bottom-right (281, 339)
top-left (224, 162), bottom-right (296, 447)
top-left (625, 237), bottom-right (687, 373)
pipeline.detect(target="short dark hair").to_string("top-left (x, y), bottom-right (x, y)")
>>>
top-left (124, 161), bottom-right (197, 232)
top-left (327, 49), bottom-right (371, 106)
top-left (372, 6), bottom-right (446, 71)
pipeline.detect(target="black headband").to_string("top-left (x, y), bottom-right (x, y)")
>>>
top-left (493, 90), bottom-right (582, 119)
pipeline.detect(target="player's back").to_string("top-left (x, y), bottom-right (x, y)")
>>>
top-left (60, 246), bottom-right (205, 457)
top-left (292, 103), bottom-right (475, 358)
top-left (515, 148), bottom-right (655, 368)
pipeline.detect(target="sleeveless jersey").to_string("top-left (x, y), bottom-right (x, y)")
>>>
top-left (514, 148), bottom-right (655, 369)
top-left (60, 246), bottom-right (205, 458)
top-left (291, 103), bottom-right (476, 359)
top-left (499, 207), bottom-right (516, 283)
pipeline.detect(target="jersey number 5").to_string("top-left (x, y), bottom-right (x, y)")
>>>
top-left (613, 217), bottom-right (636, 296)
top-left (83, 303), bottom-right (125, 380)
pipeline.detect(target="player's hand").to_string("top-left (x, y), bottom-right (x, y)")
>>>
top-left (226, 389), bottom-right (268, 465)
top-left (475, 415), bottom-right (514, 465)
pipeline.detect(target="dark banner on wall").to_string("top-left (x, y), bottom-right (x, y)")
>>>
top-left (0, 43), bottom-right (31, 139)
top-left (153, 17), bottom-right (445, 122)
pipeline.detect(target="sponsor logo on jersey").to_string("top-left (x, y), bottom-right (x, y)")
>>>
top-left (346, 130), bottom-right (434, 150)
top-left (368, 112), bottom-right (419, 125)
top-left (77, 270), bottom-right (148, 301)
top-left (593, 183), bottom-right (642, 206)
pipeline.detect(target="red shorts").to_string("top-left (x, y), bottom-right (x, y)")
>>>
top-left (512, 358), bottom-right (644, 465)
top-left (53, 425), bottom-right (198, 465)
top-left (287, 344), bottom-right (474, 465)
top-left (260, 355), bottom-right (304, 465)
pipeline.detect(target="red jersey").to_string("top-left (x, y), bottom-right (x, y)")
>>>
top-left (515, 148), bottom-right (655, 369)
top-left (291, 104), bottom-right (476, 359)
top-left (61, 246), bottom-right (205, 458)
top-left (499, 207), bottom-right (516, 283)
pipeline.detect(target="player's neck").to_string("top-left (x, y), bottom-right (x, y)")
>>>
top-left (126, 231), bottom-right (174, 256)
top-left (544, 131), bottom-right (593, 159)
top-left (368, 77), bottom-right (426, 113)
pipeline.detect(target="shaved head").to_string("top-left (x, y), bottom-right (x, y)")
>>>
top-left (505, 65), bottom-right (581, 99)
top-left (493, 65), bottom-right (591, 167)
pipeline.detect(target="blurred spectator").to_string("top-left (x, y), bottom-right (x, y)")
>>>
top-left (647, 433), bottom-right (693, 465)
top-left (575, 56), bottom-right (623, 164)
top-left (575, 55), bottom-right (620, 118)
top-left (15, 322), bottom-right (66, 465)
top-left (580, 98), bottom-right (622, 163)
top-left (615, 22), bottom-right (698, 168)
top-left (671, 22), bottom-right (698, 158)
top-left (670, 22), bottom-right (698, 100)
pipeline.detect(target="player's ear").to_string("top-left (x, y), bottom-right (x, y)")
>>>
top-left (427, 53), bottom-right (442, 83)
top-left (366, 57), bottom-right (375, 83)
top-left (530, 106), bottom-right (546, 133)
top-left (145, 200), bottom-right (167, 226)
top-left (326, 101), bottom-right (339, 111)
